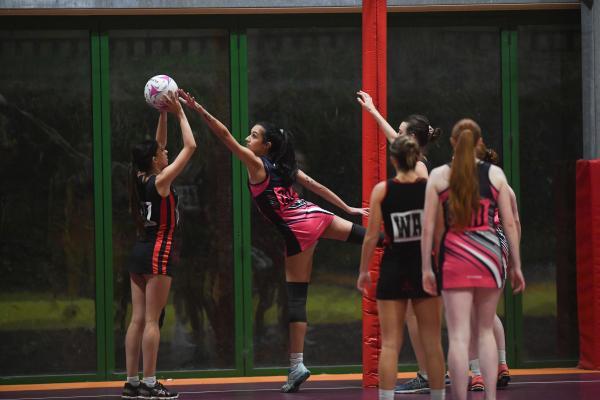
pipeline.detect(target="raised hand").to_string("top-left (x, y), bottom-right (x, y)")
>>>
top-left (356, 90), bottom-right (376, 113)
top-left (162, 90), bottom-right (183, 115)
top-left (178, 89), bottom-right (201, 113)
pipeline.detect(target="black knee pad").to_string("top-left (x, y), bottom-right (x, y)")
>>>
top-left (287, 282), bottom-right (308, 323)
top-left (346, 223), bottom-right (385, 247)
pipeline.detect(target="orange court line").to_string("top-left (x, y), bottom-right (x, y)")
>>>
top-left (2, 368), bottom-right (599, 392)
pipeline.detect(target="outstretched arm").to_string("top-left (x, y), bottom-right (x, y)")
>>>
top-left (155, 91), bottom-right (196, 196)
top-left (357, 90), bottom-right (399, 144)
top-left (357, 182), bottom-right (385, 295)
top-left (296, 169), bottom-right (368, 216)
top-left (179, 89), bottom-right (266, 183)
top-left (155, 111), bottom-right (167, 149)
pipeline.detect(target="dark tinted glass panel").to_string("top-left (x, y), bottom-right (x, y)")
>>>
top-left (0, 30), bottom-right (96, 375)
top-left (388, 25), bottom-right (502, 170)
top-left (248, 27), bottom-right (363, 367)
top-left (388, 24), bottom-right (502, 363)
top-left (109, 29), bottom-right (235, 370)
top-left (518, 25), bottom-right (581, 362)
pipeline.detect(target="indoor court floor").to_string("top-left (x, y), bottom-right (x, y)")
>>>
top-left (1, 369), bottom-right (599, 400)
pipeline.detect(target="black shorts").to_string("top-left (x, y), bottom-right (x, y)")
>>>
top-left (127, 239), bottom-right (176, 277)
top-left (376, 251), bottom-right (432, 300)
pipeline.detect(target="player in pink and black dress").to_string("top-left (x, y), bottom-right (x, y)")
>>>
top-left (466, 144), bottom-right (521, 392)
top-left (122, 90), bottom-right (196, 400)
top-left (421, 119), bottom-right (525, 400)
top-left (357, 135), bottom-right (445, 400)
top-left (179, 90), bottom-right (377, 393)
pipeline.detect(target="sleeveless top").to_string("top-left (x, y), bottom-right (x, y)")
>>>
top-left (381, 178), bottom-right (427, 261)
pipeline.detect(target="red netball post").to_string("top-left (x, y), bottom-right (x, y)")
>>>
top-left (576, 159), bottom-right (600, 369)
top-left (361, 0), bottom-right (387, 388)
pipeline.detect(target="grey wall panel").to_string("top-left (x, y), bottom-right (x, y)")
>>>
top-left (582, 2), bottom-right (600, 159)
top-left (0, 0), bottom-right (579, 11)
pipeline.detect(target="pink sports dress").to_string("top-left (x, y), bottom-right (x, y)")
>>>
top-left (249, 157), bottom-right (334, 256)
top-left (438, 162), bottom-right (506, 289)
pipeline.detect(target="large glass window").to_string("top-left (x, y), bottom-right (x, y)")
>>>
top-left (388, 23), bottom-right (503, 363)
top-left (518, 24), bottom-right (581, 362)
top-left (247, 26), bottom-right (363, 368)
top-left (388, 24), bottom-right (503, 170)
top-left (0, 30), bottom-right (96, 375)
top-left (109, 29), bottom-right (236, 371)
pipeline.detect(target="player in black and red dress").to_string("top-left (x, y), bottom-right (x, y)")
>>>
top-left (357, 135), bottom-right (445, 400)
top-left (356, 90), bottom-right (448, 394)
top-left (122, 90), bottom-right (196, 400)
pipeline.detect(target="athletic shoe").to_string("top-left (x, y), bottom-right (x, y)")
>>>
top-left (138, 381), bottom-right (178, 399)
top-left (281, 363), bottom-right (311, 393)
top-left (497, 363), bottom-right (511, 388)
top-left (469, 374), bottom-right (485, 391)
top-left (121, 382), bottom-right (139, 399)
top-left (394, 372), bottom-right (430, 394)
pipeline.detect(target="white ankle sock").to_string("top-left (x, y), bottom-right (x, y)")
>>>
top-left (126, 376), bottom-right (140, 387)
top-left (378, 389), bottom-right (394, 400)
top-left (418, 370), bottom-right (428, 380)
top-left (498, 350), bottom-right (507, 365)
top-left (142, 376), bottom-right (156, 387)
top-left (469, 359), bottom-right (481, 376)
top-left (430, 388), bottom-right (446, 400)
top-left (290, 353), bottom-right (303, 369)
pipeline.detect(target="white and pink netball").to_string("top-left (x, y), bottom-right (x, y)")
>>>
top-left (144, 75), bottom-right (178, 110)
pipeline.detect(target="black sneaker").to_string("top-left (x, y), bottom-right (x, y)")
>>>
top-left (138, 381), bottom-right (178, 399)
top-left (394, 372), bottom-right (430, 394)
top-left (121, 382), bottom-right (140, 399)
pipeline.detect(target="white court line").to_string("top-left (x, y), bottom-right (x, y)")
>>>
top-left (4, 380), bottom-right (600, 400)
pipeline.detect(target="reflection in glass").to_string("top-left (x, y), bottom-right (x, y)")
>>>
top-left (109, 29), bottom-right (235, 370)
top-left (0, 30), bottom-right (96, 375)
top-left (518, 25), bottom-right (581, 361)
top-left (248, 27), bottom-right (363, 367)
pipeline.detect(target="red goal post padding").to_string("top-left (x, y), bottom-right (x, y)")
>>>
top-left (361, 0), bottom-right (387, 388)
top-left (576, 159), bottom-right (600, 369)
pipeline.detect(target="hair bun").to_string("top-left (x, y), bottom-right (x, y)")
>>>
top-left (429, 127), bottom-right (442, 143)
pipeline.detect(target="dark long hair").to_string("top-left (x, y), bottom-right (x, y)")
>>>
top-left (404, 114), bottom-right (442, 150)
top-left (129, 140), bottom-right (158, 232)
top-left (257, 121), bottom-right (298, 186)
top-left (449, 118), bottom-right (482, 230)
top-left (390, 135), bottom-right (420, 172)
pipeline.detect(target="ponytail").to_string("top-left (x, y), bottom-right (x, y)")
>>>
top-left (130, 140), bottom-right (158, 235)
top-left (404, 114), bottom-right (443, 149)
top-left (258, 121), bottom-right (298, 186)
top-left (449, 119), bottom-right (482, 230)
top-left (129, 163), bottom-right (145, 235)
